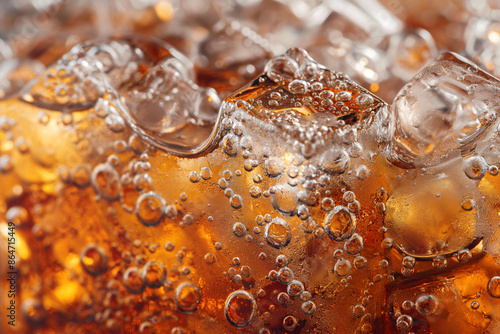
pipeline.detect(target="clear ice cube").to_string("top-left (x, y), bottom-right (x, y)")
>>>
top-left (388, 51), bottom-right (500, 168)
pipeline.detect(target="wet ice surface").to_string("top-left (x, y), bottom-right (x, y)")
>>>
top-left (21, 37), bottom-right (222, 156)
top-left (3, 36), bottom-right (500, 333)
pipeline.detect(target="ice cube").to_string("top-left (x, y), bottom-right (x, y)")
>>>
top-left (21, 37), bottom-right (221, 156)
top-left (387, 51), bottom-right (500, 168)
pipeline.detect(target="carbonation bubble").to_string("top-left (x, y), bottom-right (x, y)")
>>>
top-left (175, 282), bottom-right (200, 314)
top-left (6, 206), bottom-right (29, 226)
top-left (461, 198), bottom-right (476, 211)
top-left (344, 233), bottom-right (363, 255)
top-left (355, 94), bottom-right (374, 106)
top-left (143, 261), bottom-right (166, 288)
top-left (287, 280), bottom-right (304, 297)
top-left (204, 253), bottom-right (216, 264)
top-left (265, 157), bottom-right (285, 177)
top-left (463, 156), bottom-right (487, 179)
top-left (396, 314), bottom-right (413, 331)
top-left (324, 206), bottom-right (357, 241)
top-left (80, 244), bottom-right (108, 275)
top-left (283, 315), bottom-right (298, 331)
top-left (321, 197), bottom-right (335, 211)
top-left (334, 258), bottom-right (352, 276)
top-left (265, 218), bottom-right (291, 249)
top-left (224, 290), bottom-right (257, 327)
top-left (353, 305), bottom-right (365, 317)
top-left (278, 267), bottom-right (294, 284)
top-left (250, 186), bottom-right (262, 198)
top-left (233, 222), bottom-right (247, 237)
top-left (91, 164), bottom-right (121, 200)
top-left (415, 294), bottom-right (438, 316)
top-left (336, 91), bottom-right (351, 102)
top-left (277, 292), bottom-right (289, 305)
top-left (302, 301), bottom-right (316, 315)
top-left (488, 277), bottom-right (500, 298)
top-left (402, 256), bottom-right (416, 269)
top-left (135, 192), bottom-right (165, 226)
top-left (354, 256), bottom-right (367, 269)
top-left (123, 267), bottom-right (145, 294)
top-left (21, 298), bottom-right (47, 325)
top-left (189, 171), bottom-right (200, 183)
top-left (288, 79), bottom-right (308, 94)
top-left (240, 265), bottom-right (251, 277)
top-left (276, 254), bottom-right (289, 267)
top-left (271, 184), bottom-right (298, 215)
top-left (200, 167), bottom-right (213, 180)
top-left (223, 134), bottom-right (238, 156)
top-left (471, 301), bottom-right (480, 309)
top-left (230, 194), bottom-right (243, 208)
top-left (72, 165), bottom-right (91, 188)
top-left (457, 249), bottom-right (471, 263)
top-left (165, 205), bottom-right (178, 219)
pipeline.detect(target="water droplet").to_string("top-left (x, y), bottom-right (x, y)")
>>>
top-left (175, 282), bottom-right (200, 314)
top-left (225, 290), bottom-right (257, 327)
top-left (265, 218), bottom-right (291, 249)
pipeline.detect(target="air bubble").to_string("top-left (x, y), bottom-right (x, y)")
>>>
top-left (143, 261), bottom-right (166, 288)
top-left (175, 282), bottom-right (200, 314)
top-left (80, 244), bottom-right (108, 275)
top-left (225, 290), bottom-right (257, 327)
top-left (265, 218), bottom-right (291, 249)
top-left (324, 206), bottom-right (357, 241)
top-left (135, 192), bottom-right (165, 226)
